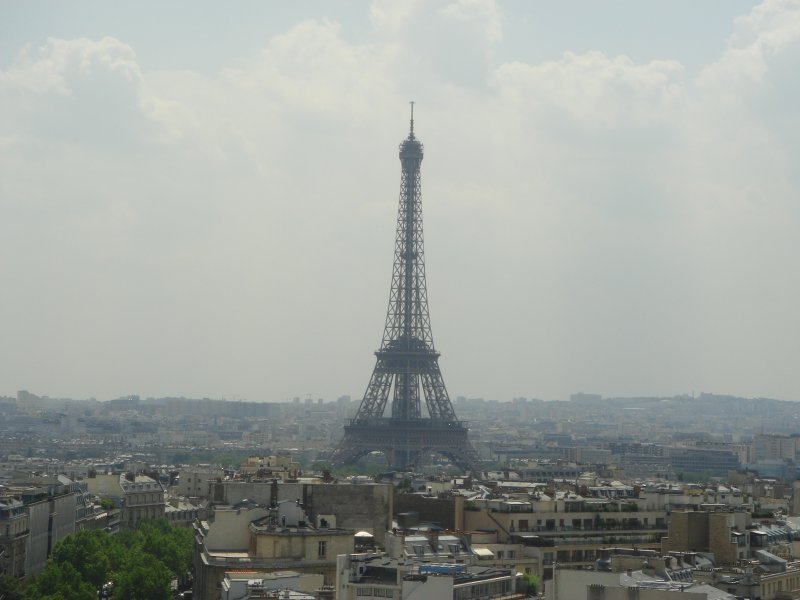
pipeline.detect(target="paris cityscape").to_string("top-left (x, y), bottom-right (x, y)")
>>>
top-left (3, 1), bottom-right (800, 600)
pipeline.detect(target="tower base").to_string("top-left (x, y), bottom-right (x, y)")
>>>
top-left (331, 418), bottom-right (480, 473)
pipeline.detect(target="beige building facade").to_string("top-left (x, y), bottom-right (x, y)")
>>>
top-left (86, 473), bottom-right (165, 529)
top-left (194, 502), bottom-right (354, 600)
top-left (0, 498), bottom-right (28, 578)
top-left (661, 509), bottom-right (750, 565)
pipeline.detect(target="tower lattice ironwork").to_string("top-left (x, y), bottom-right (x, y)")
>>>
top-left (331, 106), bottom-right (479, 472)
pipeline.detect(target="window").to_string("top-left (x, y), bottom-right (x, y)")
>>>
top-left (318, 541), bottom-right (327, 558)
top-left (356, 587), bottom-right (372, 596)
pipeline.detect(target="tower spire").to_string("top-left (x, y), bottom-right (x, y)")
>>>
top-left (409, 100), bottom-right (415, 139)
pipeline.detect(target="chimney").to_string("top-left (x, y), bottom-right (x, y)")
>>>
top-left (270, 479), bottom-right (279, 507)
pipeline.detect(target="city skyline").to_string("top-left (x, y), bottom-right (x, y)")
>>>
top-left (2, 1), bottom-right (799, 402)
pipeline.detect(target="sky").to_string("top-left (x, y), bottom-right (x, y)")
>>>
top-left (1, 0), bottom-right (799, 403)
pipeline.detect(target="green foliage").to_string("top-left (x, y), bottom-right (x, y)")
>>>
top-left (396, 478), bottom-right (413, 491)
top-left (169, 449), bottom-right (248, 468)
top-left (25, 562), bottom-right (96, 600)
top-left (50, 529), bottom-right (113, 589)
top-left (112, 551), bottom-right (173, 600)
top-left (215, 453), bottom-right (246, 469)
top-left (0, 575), bottom-right (25, 600)
top-left (332, 461), bottom-right (388, 477)
top-left (99, 497), bottom-right (116, 510)
top-left (522, 572), bottom-right (540, 595)
top-left (132, 519), bottom-right (194, 577)
top-left (677, 470), bottom-right (714, 484)
top-left (28, 519), bottom-right (194, 600)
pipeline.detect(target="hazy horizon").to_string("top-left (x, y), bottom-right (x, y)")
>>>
top-left (7, 389), bottom-right (796, 404)
top-left (2, 1), bottom-right (799, 403)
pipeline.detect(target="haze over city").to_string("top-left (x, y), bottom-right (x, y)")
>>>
top-left (2, 0), bottom-right (799, 402)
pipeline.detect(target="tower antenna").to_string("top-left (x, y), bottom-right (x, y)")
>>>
top-left (409, 101), bottom-right (415, 139)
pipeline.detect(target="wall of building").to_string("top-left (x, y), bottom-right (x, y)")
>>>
top-left (197, 549), bottom-right (343, 600)
top-left (753, 434), bottom-right (798, 462)
top-left (0, 501), bottom-right (28, 578)
top-left (708, 513), bottom-right (739, 566)
top-left (661, 510), bottom-right (747, 566)
top-left (205, 507), bottom-right (268, 551)
top-left (120, 476), bottom-right (165, 529)
top-left (695, 565), bottom-right (800, 600)
top-left (544, 569), bottom-right (619, 600)
top-left (401, 574), bottom-right (453, 600)
top-left (465, 508), bottom-right (667, 541)
top-left (394, 494), bottom-right (463, 530)
top-left (222, 572), bottom-right (323, 600)
top-left (24, 499), bottom-right (50, 576)
top-left (86, 473), bottom-right (122, 499)
top-left (176, 469), bottom-right (222, 499)
top-left (211, 482), bottom-right (392, 545)
top-left (251, 529), bottom-right (353, 562)
top-left (471, 542), bottom-right (540, 577)
top-left (585, 585), bottom-right (714, 600)
top-left (50, 493), bottom-right (77, 549)
top-left (661, 512), bottom-right (709, 555)
top-left (792, 481), bottom-right (800, 516)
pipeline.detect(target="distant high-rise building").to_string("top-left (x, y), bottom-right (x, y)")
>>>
top-left (570, 392), bottom-right (602, 403)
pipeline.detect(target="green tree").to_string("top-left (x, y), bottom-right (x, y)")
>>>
top-left (27, 518), bottom-right (192, 599)
top-left (133, 519), bottom-right (194, 577)
top-left (522, 572), bottom-right (540, 596)
top-left (112, 550), bottom-right (173, 600)
top-left (0, 574), bottom-right (25, 600)
top-left (50, 529), bottom-right (112, 589)
top-left (25, 562), bottom-right (96, 600)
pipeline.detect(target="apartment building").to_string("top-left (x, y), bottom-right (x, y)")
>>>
top-left (194, 500), bottom-right (354, 600)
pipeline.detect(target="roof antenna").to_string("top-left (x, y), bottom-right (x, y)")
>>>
top-left (409, 100), bottom-right (415, 139)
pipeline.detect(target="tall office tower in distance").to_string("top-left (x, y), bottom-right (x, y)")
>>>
top-left (331, 106), bottom-right (479, 472)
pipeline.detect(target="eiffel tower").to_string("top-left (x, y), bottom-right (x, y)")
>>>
top-left (331, 106), bottom-right (479, 472)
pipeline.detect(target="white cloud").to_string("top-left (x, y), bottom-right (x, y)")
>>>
top-left (0, 36), bottom-right (176, 148)
top-left (370, 0), bottom-right (426, 32)
top-left (438, 0), bottom-right (503, 46)
top-left (1, 1), bottom-right (800, 401)
top-left (494, 51), bottom-right (685, 130)
top-left (222, 20), bottom-right (398, 120)
top-left (0, 37), bottom-right (140, 95)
